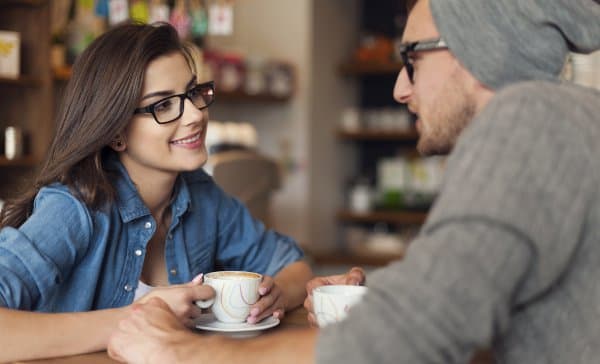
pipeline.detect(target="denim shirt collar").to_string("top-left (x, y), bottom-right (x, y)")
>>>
top-left (104, 153), bottom-right (193, 223)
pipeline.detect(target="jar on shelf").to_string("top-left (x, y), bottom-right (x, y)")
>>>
top-left (349, 178), bottom-right (373, 213)
top-left (4, 126), bottom-right (24, 160)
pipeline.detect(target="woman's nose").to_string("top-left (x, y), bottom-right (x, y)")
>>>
top-left (393, 67), bottom-right (412, 104)
top-left (181, 98), bottom-right (204, 125)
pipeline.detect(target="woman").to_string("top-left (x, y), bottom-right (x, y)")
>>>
top-left (0, 23), bottom-right (311, 362)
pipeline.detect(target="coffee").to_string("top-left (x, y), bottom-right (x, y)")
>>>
top-left (205, 271), bottom-right (261, 280)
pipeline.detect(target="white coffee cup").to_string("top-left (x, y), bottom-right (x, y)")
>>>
top-left (196, 271), bottom-right (262, 323)
top-left (312, 285), bottom-right (367, 327)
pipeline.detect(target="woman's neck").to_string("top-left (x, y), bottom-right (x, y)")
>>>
top-left (119, 157), bottom-right (178, 216)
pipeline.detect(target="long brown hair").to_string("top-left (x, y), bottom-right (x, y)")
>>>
top-left (0, 23), bottom-right (192, 228)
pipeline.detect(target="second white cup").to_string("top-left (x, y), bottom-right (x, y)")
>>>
top-left (312, 285), bottom-right (368, 327)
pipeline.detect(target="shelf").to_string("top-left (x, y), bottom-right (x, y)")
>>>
top-left (217, 90), bottom-right (292, 103)
top-left (0, 76), bottom-right (42, 87)
top-left (337, 209), bottom-right (427, 225)
top-left (339, 61), bottom-right (403, 76)
top-left (337, 128), bottom-right (418, 141)
top-left (0, 155), bottom-right (37, 167)
top-left (0, 0), bottom-right (46, 7)
top-left (309, 250), bottom-right (403, 267)
top-left (52, 66), bottom-right (71, 82)
top-left (53, 67), bottom-right (291, 102)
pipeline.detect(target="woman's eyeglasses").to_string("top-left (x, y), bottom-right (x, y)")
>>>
top-left (134, 81), bottom-right (215, 124)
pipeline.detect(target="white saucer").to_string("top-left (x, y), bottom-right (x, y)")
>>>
top-left (195, 313), bottom-right (280, 338)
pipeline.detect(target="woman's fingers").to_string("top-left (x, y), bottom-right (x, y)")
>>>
top-left (248, 285), bottom-right (284, 323)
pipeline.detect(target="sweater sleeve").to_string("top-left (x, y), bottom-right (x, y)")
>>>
top-left (316, 83), bottom-right (596, 364)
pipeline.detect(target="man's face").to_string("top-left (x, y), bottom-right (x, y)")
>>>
top-left (394, 0), bottom-right (478, 156)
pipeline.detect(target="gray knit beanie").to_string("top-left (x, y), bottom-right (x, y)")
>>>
top-left (429, 0), bottom-right (600, 90)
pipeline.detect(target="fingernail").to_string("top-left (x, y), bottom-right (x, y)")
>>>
top-left (259, 287), bottom-right (267, 295)
top-left (191, 273), bottom-right (203, 284)
top-left (247, 317), bottom-right (256, 324)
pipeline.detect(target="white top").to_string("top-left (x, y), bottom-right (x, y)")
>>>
top-left (133, 280), bottom-right (154, 301)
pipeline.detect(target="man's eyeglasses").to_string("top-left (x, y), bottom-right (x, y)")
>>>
top-left (396, 37), bottom-right (448, 83)
top-left (134, 81), bottom-right (215, 124)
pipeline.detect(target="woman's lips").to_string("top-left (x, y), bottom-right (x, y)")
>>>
top-left (170, 131), bottom-right (204, 149)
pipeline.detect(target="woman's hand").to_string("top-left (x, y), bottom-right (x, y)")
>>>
top-left (303, 267), bottom-right (366, 327)
top-left (136, 275), bottom-right (215, 328)
top-left (246, 275), bottom-right (286, 324)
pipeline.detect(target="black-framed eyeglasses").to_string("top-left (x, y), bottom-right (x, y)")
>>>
top-left (397, 37), bottom-right (448, 83)
top-left (134, 81), bottom-right (215, 124)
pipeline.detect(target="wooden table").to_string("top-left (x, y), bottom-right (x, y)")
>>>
top-left (14, 308), bottom-right (493, 364)
top-left (14, 308), bottom-right (311, 364)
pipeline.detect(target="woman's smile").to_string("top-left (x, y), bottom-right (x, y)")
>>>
top-left (169, 130), bottom-right (205, 149)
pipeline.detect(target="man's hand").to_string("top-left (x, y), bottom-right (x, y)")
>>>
top-left (303, 267), bottom-right (366, 326)
top-left (108, 298), bottom-right (198, 364)
top-left (136, 275), bottom-right (215, 328)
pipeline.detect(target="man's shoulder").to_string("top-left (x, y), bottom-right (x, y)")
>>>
top-left (494, 81), bottom-right (599, 114)
top-left (476, 81), bottom-right (599, 136)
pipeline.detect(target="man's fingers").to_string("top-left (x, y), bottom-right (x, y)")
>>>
top-left (345, 267), bottom-right (366, 285)
top-left (189, 284), bottom-right (216, 301)
top-left (305, 277), bottom-right (331, 294)
top-left (307, 312), bottom-right (318, 327)
top-left (304, 295), bottom-right (313, 312)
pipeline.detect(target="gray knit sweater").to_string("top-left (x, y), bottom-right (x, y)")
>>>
top-left (316, 81), bottom-right (600, 364)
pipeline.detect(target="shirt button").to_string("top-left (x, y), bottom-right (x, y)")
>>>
top-left (124, 284), bottom-right (133, 292)
top-left (167, 233), bottom-right (173, 240)
top-left (170, 269), bottom-right (177, 276)
top-left (134, 249), bottom-right (143, 256)
top-left (144, 221), bottom-right (152, 229)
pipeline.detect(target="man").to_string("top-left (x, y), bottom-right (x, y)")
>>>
top-left (108, 0), bottom-right (600, 362)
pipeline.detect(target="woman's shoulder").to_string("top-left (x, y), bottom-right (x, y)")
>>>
top-left (34, 183), bottom-right (90, 214)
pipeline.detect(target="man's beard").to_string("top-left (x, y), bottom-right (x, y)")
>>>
top-left (416, 74), bottom-right (476, 156)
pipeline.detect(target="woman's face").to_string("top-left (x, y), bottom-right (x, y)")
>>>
top-left (119, 52), bottom-right (209, 179)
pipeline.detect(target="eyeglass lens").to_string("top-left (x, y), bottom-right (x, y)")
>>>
top-left (400, 52), bottom-right (414, 83)
top-left (154, 84), bottom-right (214, 124)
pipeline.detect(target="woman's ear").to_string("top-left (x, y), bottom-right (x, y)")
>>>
top-left (109, 135), bottom-right (127, 152)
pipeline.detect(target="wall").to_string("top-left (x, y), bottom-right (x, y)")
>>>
top-left (206, 0), bottom-right (312, 244)
top-left (207, 0), bottom-right (360, 251)
top-left (308, 1), bottom-right (360, 252)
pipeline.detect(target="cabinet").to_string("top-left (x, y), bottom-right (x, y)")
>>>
top-left (0, 0), bottom-right (53, 199)
top-left (310, 0), bottom-right (438, 267)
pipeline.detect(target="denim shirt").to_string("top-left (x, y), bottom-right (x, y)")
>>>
top-left (0, 156), bottom-right (303, 312)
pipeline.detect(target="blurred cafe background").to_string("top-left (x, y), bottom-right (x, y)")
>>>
top-left (1, 0), bottom-right (599, 276)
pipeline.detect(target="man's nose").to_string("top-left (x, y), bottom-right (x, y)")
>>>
top-left (393, 67), bottom-right (412, 104)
